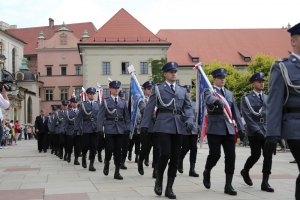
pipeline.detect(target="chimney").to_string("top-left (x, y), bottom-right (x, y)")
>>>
top-left (49, 18), bottom-right (54, 29)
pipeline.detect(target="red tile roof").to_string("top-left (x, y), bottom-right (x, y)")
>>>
top-left (157, 29), bottom-right (292, 66)
top-left (6, 22), bottom-right (97, 55)
top-left (81, 8), bottom-right (170, 45)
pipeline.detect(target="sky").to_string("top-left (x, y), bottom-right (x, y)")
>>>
top-left (0, 0), bottom-right (299, 33)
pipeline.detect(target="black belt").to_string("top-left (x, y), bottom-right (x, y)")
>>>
top-left (284, 107), bottom-right (300, 113)
top-left (254, 117), bottom-right (265, 123)
top-left (107, 117), bottom-right (124, 121)
top-left (157, 108), bottom-right (182, 115)
top-left (68, 123), bottom-right (74, 125)
top-left (83, 118), bottom-right (95, 121)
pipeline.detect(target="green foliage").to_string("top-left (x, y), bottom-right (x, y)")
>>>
top-left (246, 54), bottom-right (276, 93)
top-left (149, 57), bottom-right (167, 84)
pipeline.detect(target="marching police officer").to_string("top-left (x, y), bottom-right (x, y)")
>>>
top-left (138, 80), bottom-right (160, 179)
top-left (240, 72), bottom-right (274, 192)
top-left (202, 68), bottom-right (245, 196)
top-left (47, 106), bottom-right (58, 154)
top-left (74, 87), bottom-right (101, 171)
top-left (65, 97), bottom-right (79, 164)
top-left (98, 81), bottom-right (130, 180)
top-left (178, 85), bottom-right (199, 177)
top-left (52, 106), bottom-right (60, 156)
top-left (264, 23), bottom-right (300, 200)
top-left (141, 62), bottom-right (194, 199)
top-left (57, 101), bottom-right (68, 160)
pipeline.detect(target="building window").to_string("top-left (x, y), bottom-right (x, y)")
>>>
top-left (102, 62), bottom-right (110, 75)
top-left (140, 62), bottom-right (148, 74)
top-left (60, 65), bottom-right (67, 76)
top-left (60, 88), bottom-right (68, 100)
top-left (46, 65), bottom-right (52, 76)
top-left (74, 87), bottom-right (82, 99)
top-left (45, 89), bottom-right (53, 101)
top-left (75, 64), bottom-right (82, 75)
top-left (103, 88), bottom-right (109, 98)
top-left (121, 62), bottom-right (129, 74)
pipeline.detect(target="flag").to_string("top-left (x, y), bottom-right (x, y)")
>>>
top-left (96, 83), bottom-right (103, 103)
top-left (128, 76), bottom-right (144, 138)
top-left (80, 87), bottom-right (86, 102)
top-left (194, 64), bottom-right (210, 141)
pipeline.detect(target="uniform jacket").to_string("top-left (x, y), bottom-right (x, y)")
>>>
top-left (139, 97), bottom-right (155, 133)
top-left (74, 101), bottom-right (101, 134)
top-left (34, 115), bottom-right (49, 134)
top-left (241, 91), bottom-right (267, 137)
top-left (267, 54), bottom-right (300, 139)
top-left (98, 97), bottom-right (130, 134)
top-left (141, 82), bottom-right (194, 134)
top-left (55, 110), bottom-right (68, 134)
top-left (65, 108), bottom-right (78, 135)
top-left (204, 87), bottom-right (244, 135)
top-left (47, 113), bottom-right (56, 133)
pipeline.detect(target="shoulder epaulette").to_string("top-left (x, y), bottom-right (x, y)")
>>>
top-left (276, 58), bottom-right (288, 63)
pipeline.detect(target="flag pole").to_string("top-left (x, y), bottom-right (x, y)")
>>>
top-left (127, 65), bottom-right (145, 99)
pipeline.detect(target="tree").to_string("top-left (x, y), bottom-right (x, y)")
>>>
top-left (247, 54), bottom-right (276, 93)
top-left (149, 57), bottom-right (167, 84)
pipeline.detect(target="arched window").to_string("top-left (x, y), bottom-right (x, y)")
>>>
top-left (27, 96), bottom-right (32, 123)
top-left (12, 48), bottom-right (16, 74)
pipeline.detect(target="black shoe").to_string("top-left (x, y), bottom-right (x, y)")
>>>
top-left (290, 160), bottom-right (297, 163)
top-left (224, 184), bottom-right (237, 195)
top-left (178, 159), bottom-right (183, 174)
top-left (120, 163), bottom-right (127, 170)
top-left (203, 169), bottom-right (211, 189)
top-left (43, 150), bottom-right (47, 153)
top-left (103, 161), bottom-right (109, 176)
top-left (261, 183), bottom-right (274, 192)
top-left (82, 157), bottom-right (87, 168)
top-left (154, 177), bottom-right (163, 196)
top-left (144, 160), bottom-right (149, 167)
top-left (51, 149), bottom-right (54, 154)
top-left (224, 174), bottom-right (237, 195)
top-left (39, 150), bottom-right (42, 153)
top-left (114, 167), bottom-right (123, 180)
top-left (165, 177), bottom-right (176, 199)
top-left (89, 160), bottom-right (96, 172)
top-left (261, 173), bottom-right (274, 192)
top-left (189, 163), bottom-right (199, 177)
top-left (67, 154), bottom-right (71, 163)
top-left (135, 155), bottom-right (139, 163)
top-left (138, 161), bottom-right (144, 175)
top-left (241, 169), bottom-right (253, 186)
top-left (74, 157), bottom-right (80, 165)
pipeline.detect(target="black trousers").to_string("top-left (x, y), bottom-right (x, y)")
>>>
top-left (244, 134), bottom-right (272, 174)
top-left (97, 133), bottom-right (105, 154)
top-left (53, 134), bottom-right (60, 154)
top-left (37, 132), bottom-right (47, 152)
top-left (157, 133), bottom-right (182, 178)
top-left (59, 134), bottom-right (66, 156)
top-left (139, 132), bottom-right (160, 167)
top-left (66, 135), bottom-right (74, 156)
top-left (105, 134), bottom-right (123, 166)
top-left (82, 132), bottom-right (99, 160)
top-left (287, 140), bottom-right (300, 200)
top-left (48, 133), bottom-right (54, 150)
top-left (205, 134), bottom-right (235, 175)
top-left (180, 134), bottom-right (198, 164)
top-left (128, 133), bottom-right (141, 155)
top-left (121, 134), bottom-right (130, 163)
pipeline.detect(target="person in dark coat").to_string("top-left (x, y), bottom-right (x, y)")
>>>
top-left (34, 109), bottom-right (49, 153)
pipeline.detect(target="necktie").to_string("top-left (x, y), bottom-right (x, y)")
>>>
top-left (115, 97), bottom-right (118, 105)
top-left (221, 88), bottom-right (225, 97)
top-left (170, 84), bottom-right (175, 93)
top-left (259, 94), bottom-right (263, 102)
top-left (42, 116), bottom-right (45, 123)
top-left (90, 101), bottom-right (93, 107)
